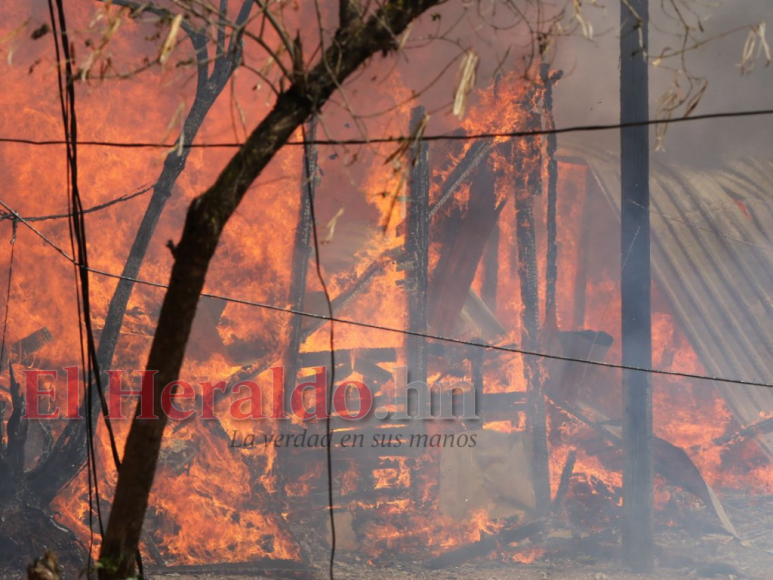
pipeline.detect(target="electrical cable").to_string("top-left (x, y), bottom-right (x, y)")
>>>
top-left (3, 195), bottom-right (773, 392)
top-left (301, 120), bottom-right (337, 580)
top-left (44, 0), bottom-right (143, 574)
top-left (0, 107), bottom-right (771, 149)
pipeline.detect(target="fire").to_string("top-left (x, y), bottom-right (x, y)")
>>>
top-left (0, 2), bottom-right (771, 573)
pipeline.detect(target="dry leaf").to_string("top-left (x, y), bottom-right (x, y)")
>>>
top-left (324, 208), bottom-right (345, 243)
top-left (453, 49), bottom-right (478, 120)
top-left (159, 13), bottom-right (183, 66)
top-left (739, 22), bottom-right (771, 74)
top-left (573, 0), bottom-right (593, 40)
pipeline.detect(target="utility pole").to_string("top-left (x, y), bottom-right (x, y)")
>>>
top-left (620, 0), bottom-right (654, 572)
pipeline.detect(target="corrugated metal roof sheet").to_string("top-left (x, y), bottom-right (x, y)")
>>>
top-left (562, 145), bottom-right (773, 455)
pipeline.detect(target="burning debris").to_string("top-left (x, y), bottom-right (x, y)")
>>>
top-left (0, 1), bottom-right (772, 578)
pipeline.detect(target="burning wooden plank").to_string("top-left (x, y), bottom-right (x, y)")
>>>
top-left (429, 162), bottom-right (503, 336)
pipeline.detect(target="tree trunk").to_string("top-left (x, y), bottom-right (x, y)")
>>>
top-left (98, 2), bottom-right (442, 577)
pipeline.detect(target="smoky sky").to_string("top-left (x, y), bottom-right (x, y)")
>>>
top-left (549, 0), bottom-right (773, 168)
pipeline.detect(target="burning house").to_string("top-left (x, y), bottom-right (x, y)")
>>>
top-left (1, 1), bottom-right (773, 579)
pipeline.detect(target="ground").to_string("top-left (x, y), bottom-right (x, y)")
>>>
top-left (4, 491), bottom-right (773, 579)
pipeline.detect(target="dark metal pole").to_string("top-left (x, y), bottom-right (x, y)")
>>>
top-left (620, 0), bottom-right (654, 571)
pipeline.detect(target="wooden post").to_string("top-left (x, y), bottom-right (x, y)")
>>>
top-left (620, 0), bottom-right (654, 571)
top-left (284, 118), bottom-right (318, 404)
top-left (278, 118), bottom-right (319, 504)
top-left (283, 117), bottom-right (319, 408)
top-left (514, 103), bottom-right (551, 514)
top-left (406, 106), bottom-right (430, 388)
top-left (540, 64), bottom-right (563, 332)
top-left (404, 106), bottom-right (430, 504)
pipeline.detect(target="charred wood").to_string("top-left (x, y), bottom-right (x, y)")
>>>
top-left (462, 346), bottom-right (484, 429)
top-left (1, 327), bottom-right (52, 370)
top-left (428, 140), bottom-right (494, 220)
top-left (552, 450), bottom-right (576, 515)
top-left (353, 357), bottom-right (393, 386)
top-left (426, 519), bottom-right (545, 569)
top-left (0, 504), bottom-right (85, 578)
top-left (548, 394), bottom-right (737, 536)
top-left (406, 105), bottom-right (430, 386)
top-left (429, 162), bottom-right (503, 336)
top-left (476, 392), bottom-right (527, 420)
top-left (139, 529), bottom-right (166, 568)
top-left (6, 366), bottom-right (27, 479)
top-left (0, 329), bottom-right (53, 387)
top-left (514, 113), bottom-right (551, 515)
top-left (552, 330), bottom-right (613, 404)
top-left (540, 65), bottom-right (563, 331)
top-left (355, 347), bottom-right (397, 363)
top-left (36, 420), bottom-right (54, 468)
top-left (283, 117), bottom-right (320, 412)
top-left (225, 248), bottom-right (403, 388)
top-left (460, 289), bottom-right (506, 341)
top-left (277, 120), bottom-right (322, 502)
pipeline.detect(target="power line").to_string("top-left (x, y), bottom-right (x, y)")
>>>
top-left (1, 107), bottom-right (772, 149)
top-left (2, 195), bottom-right (773, 392)
top-left (0, 183), bottom-right (154, 224)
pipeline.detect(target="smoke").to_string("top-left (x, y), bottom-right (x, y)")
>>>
top-left (550, 0), bottom-right (773, 167)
